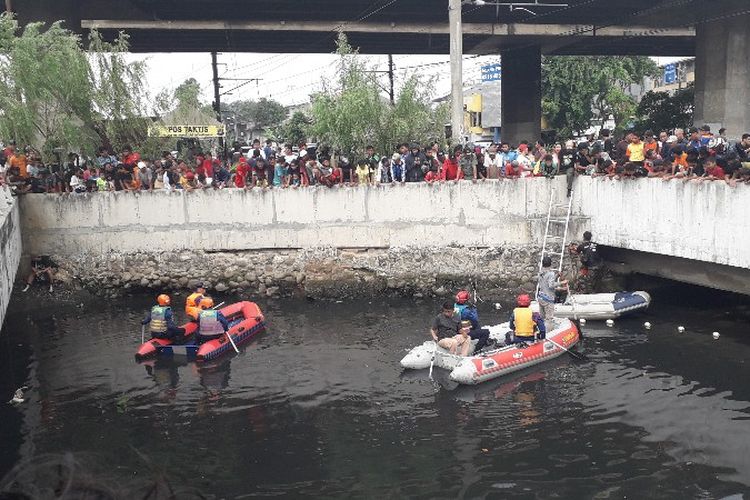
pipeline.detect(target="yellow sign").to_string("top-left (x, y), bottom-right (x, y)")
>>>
top-left (148, 124), bottom-right (225, 138)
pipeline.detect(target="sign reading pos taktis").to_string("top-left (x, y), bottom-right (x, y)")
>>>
top-left (481, 62), bottom-right (502, 82)
top-left (148, 124), bottom-right (226, 138)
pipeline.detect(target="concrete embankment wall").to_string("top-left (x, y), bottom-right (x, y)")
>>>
top-left (0, 188), bottom-right (22, 328)
top-left (16, 177), bottom-right (750, 298)
top-left (18, 178), bottom-right (582, 299)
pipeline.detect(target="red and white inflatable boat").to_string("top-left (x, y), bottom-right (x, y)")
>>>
top-left (400, 319), bottom-right (580, 385)
top-left (135, 301), bottom-right (266, 362)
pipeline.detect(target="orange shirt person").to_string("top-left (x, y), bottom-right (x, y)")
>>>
top-left (10, 152), bottom-right (28, 178)
top-left (185, 283), bottom-right (207, 321)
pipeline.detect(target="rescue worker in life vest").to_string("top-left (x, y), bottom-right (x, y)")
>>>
top-left (453, 290), bottom-right (491, 352)
top-left (142, 294), bottom-right (186, 340)
top-left (506, 294), bottom-right (546, 345)
top-left (196, 297), bottom-right (230, 344)
top-left (185, 283), bottom-right (207, 321)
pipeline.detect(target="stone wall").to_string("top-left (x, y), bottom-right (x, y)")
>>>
top-left (18, 178), bottom-right (583, 300)
top-left (0, 187), bottom-right (22, 328)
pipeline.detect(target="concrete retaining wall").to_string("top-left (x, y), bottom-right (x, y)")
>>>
top-left (18, 178), bottom-right (579, 254)
top-left (0, 188), bottom-right (22, 328)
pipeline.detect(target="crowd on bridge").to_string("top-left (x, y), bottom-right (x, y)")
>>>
top-left (1, 125), bottom-right (749, 196)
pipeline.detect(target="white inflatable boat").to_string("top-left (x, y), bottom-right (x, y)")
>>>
top-left (400, 319), bottom-right (580, 385)
top-left (533, 291), bottom-right (651, 320)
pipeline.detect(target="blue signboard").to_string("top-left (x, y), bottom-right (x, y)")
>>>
top-left (664, 63), bottom-right (677, 84)
top-left (481, 63), bottom-right (502, 82)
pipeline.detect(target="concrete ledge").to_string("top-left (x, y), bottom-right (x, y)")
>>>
top-left (0, 188), bottom-right (22, 329)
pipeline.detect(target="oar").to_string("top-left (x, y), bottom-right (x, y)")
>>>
top-left (141, 324), bottom-right (145, 344)
top-left (545, 337), bottom-right (588, 361)
top-left (211, 302), bottom-right (238, 353)
top-left (429, 341), bottom-right (437, 380)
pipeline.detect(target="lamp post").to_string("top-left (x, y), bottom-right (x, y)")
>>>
top-left (449, 0), bottom-right (464, 144)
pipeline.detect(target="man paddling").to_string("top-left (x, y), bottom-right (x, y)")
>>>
top-left (195, 297), bottom-right (230, 344)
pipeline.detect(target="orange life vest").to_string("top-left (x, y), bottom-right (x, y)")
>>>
top-left (513, 307), bottom-right (535, 337)
top-left (185, 292), bottom-right (203, 320)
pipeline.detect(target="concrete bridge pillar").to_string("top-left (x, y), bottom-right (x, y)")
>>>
top-left (501, 45), bottom-right (542, 146)
top-left (693, 13), bottom-right (750, 140)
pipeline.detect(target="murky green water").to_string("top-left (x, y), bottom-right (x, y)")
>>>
top-left (1, 290), bottom-right (749, 498)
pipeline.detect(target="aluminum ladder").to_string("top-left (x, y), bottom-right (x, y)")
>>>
top-left (535, 187), bottom-right (573, 298)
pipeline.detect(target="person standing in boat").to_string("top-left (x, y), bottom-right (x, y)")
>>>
top-left (569, 231), bottom-right (604, 293)
top-left (196, 297), bottom-right (230, 344)
top-left (507, 294), bottom-right (546, 345)
top-left (185, 283), bottom-right (207, 321)
top-left (453, 290), bottom-right (491, 352)
top-left (537, 257), bottom-right (568, 331)
top-left (142, 294), bottom-right (185, 340)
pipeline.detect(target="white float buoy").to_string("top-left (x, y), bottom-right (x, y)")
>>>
top-left (678, 326), bottom-right (685, 333)
top-left (579, 318), bottom-right (586, 326)
top-left (606, 319), bottom-right (614, 327)
top-left (712, 331), bottom-right (720, 340)
top-left (644, 322), bottom-right (652, 330)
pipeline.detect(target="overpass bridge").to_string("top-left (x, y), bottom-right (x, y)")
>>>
top-left (12, 0), bottom-right (750, 145)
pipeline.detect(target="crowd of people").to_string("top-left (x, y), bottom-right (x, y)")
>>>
top-left (2, 125), bottom-right (749, 196)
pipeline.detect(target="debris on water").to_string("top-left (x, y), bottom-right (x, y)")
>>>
top-left (492, 482), bottom-right (516, 489)
top-left (712, 332), bottom-right (720, 340)
top-left (494, 303), bottom-right (502, 310)
top-left (335, 300), bottom-right (343, 304)
top-left (678, 326), bottom-right (685, 333)
top-left (606, 319), bottom-right (614, 327)
top-left (481, 448), bottom-right (489, 453)
top-left (8, 386), bottom-right (27, 404)
top-left (644, 322), bottom-right (651, 330)
top-left (579, 318), bottom-right (586, 325)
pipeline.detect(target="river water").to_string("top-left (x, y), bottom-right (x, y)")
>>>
top-left (1, 288), bottom-right (749, 499)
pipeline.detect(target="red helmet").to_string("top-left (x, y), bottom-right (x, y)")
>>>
top-left (517, 294), bottom-right (531, 307)
top-left (455, 290), bottom-right (470, 304)
top-left (157, 294), bottom-right (170, 306)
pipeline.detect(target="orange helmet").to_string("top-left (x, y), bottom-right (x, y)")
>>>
top-left (517, 294), bottom-right (531, 307)
top-left (455, 290), bottom-right (470, 304)
top-left (200, 297), bottom-right (214, 310)
top-left (157, 294), bottom-right (170, 306)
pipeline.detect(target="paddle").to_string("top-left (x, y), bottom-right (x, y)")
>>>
top-left (210, 301), bottom-right (239, 354)
top-left (428, 341), bottom-right (437, 380)
top-left (141, 324), bottom-right (145, 344)
top-left (545, 337), bottom-right (588, 361)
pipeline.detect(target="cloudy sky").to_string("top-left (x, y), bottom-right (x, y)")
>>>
top-left (129, 52), bottom-right (685, 109)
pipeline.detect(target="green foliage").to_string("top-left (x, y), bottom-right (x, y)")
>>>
top-left (271, 111), bottom-right (311, 145)
top-left (0, 13), bottom-right (146, 158)
top-left (542, 56), bottom-right (658, 137)
top-left (634, 84), bottom-right (694, 134)
top-left (309, 32), bottom-right (446, 158)
top-left (225, 97), bottom-right (287, 141)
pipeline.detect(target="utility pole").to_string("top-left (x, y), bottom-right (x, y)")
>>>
top-left (388, 54), bottom-right (395, 105)
top-left (449, 0), bottom-right (463, 143)
top-left (211, 51), bottom-right (225, 151)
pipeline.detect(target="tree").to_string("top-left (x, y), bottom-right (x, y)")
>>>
top-left (542, 56), bottom-right (659, 137)
top-left (634, 84), bottom-right (694, 134)
top-left (0, 13), bottom-right (147, 157)
top-left (309, 32), bottom-right (446, 159)
top-left (273, 111), bottom-right (311, 145)
top-left (225, 98), bottom-right (287, 140)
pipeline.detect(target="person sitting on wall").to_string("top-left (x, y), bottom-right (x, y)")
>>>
top-left (506, 294), bottom-right (546, 345)
top-left (196, 297), bottom-right (229, 345)
top-left (22, 255), bottom-right (57, 293)
top-left (142, 294), bottom-right (186, 341)
top-left (453, 290), bottom-right (491, 352)
top-left (185, 283), bottom-right (207, 321)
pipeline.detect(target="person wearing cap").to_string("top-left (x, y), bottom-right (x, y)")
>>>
top-left (185, 284), bottom-right (207, 321)
top-left (507, 294), bottom-right (546, 345)
top-left (137, 161), bottom-right (153, 190)
top-left (142, 294), bottom-right (185, 340)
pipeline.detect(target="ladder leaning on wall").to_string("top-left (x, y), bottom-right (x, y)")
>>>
top-left (535, 187), bottom-right (574, 299)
